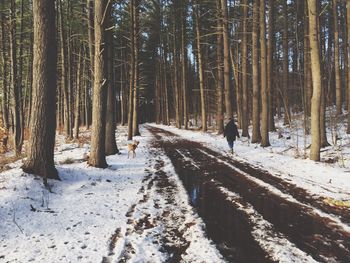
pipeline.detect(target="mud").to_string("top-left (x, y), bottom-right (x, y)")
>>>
top-left (147, 125), bottom-right (350, 263)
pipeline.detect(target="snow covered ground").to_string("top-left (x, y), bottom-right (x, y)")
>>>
top-left (152, 118), bottom-right (350, 203)
top-left (0, 126), bottom-right (223, 263)
top-left (1, 117), bottom-right (350, 263)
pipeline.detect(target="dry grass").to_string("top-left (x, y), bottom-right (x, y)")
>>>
top-left (0, 154), bottom-right (24, 173)
top-left (59, 157), bottom-right (75, 165)
top-left (77, 133), bottom-right (91, 147)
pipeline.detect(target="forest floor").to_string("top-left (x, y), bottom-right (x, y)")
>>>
top-left (0, 122), bottom-right (350, 262)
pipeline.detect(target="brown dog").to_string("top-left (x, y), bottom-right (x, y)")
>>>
top-left (127, 140), bottom-right (140, 158)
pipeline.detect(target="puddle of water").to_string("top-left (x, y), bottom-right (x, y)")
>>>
top-left (165, 144), bottom-right (350, 262)
top-left (168, 149), bottom-right (272, 263)
top-left (147, 127), bottom-right (350, 262)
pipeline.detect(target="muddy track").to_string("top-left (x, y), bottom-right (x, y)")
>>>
top-left (147, 125), bottom-right (350, 225)
top-left (146, 125), bottom-right (350, 262)
top-left (112, 147), bottom-right (194, 262)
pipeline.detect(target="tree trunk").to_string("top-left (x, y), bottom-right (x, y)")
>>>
top-left (241, 0), bottom-right (249, 137)
top-left (267, 0), bottom-right (275, 132)
top-left (105, 4), bottom-right (118, 155)
top-left (260, 0), bottom-right (270, 147)
top-left (195, 1), bottom-right (207, 132)
top-left (216, 0), bottom-right (224, 134)
top-left (10, 0), bottom-right (24, 155)
top-left (132, 0), bottom-right (140, 136)
top-left (18, 0), bottom-right (24, 137)
top-left (25, 33), bottom-right (34, 128)
top-left (221, 0), bottom-right (233, 119)
top-left (127, 0), bottom-right (135, 140)
top-left (230, 47), bottom-right (241, 127)
top-left (88, 0), bottom-right (108, 168)
top-left (282, 0), bottom-right (291, 126)
top-left (74, 47), bottom-right (83, 140)
top-left (347, 0), bottom-right (350, 133)
top-left (59, 0), bottom-right (72, 139)
top-left (181, 0), bottom-right (188, 129)
top-left (172, 4), bottom-right (181, 129)
top-left (333, 0), bottom-right (342, 115)
top-left (307, 0), bottom-right (321, 161)
top-left (251, 0), bottom-right (260, 143)
top-left (0, 3), bottom-right (9, 130)
top-left (22, 0), bottom-right (59, 180)
top-left (304, 3), bottom-right (312, 120)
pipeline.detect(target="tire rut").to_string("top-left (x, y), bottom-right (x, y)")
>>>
top-left (146, 125), bottom-right (350, 263)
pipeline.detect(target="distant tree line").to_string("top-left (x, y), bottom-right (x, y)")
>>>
top-left (0, 0), bottom-right (348, 180)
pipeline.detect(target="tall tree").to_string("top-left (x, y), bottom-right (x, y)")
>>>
top-left (347, 0), bottom-right (350, 133)
top-left (307, 0), bottom-right (322, 161)
top-left (86, 0), bottom-right (94, 129)
top-left (195, 0), bottom-right (207, 131)
top-left (105, 2), bottom-right (119, 155)
top-left (267, 0), bottom-right (275, 132)
top-left (216, 0), bottom-right (224, 134)
top-left (333, 0), bottom-right (342, 115)
top-left (127, 0), bottom-right (135, 140)
top-left (241, 0), bottom-right (249, 137)
top-left (88, 0), bottom-right (108, 168)
top-left (181, 0), bottom-right (188, 129)
top-left (22, 0), bottom-right (59, 180)
top-left (0, 1), bottom-right (9, 130)
top-left (132, 0), bottom-right (140, 136)
top-left (260, 0), bottom-right (270, 147)
top-left (74, 47), bottom-right (83, 140)
top-left (59, 0), bottom-right (72, 139)
top-left (10, 0), bottom-right (24, 155)
top-left (251, 0), bottom-right (261, 143)
top-left (221, 0), bottom-right (233, 119)
top-left (282, 0), bottom-right (291, 126)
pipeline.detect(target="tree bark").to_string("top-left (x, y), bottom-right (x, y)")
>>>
top-left (105, 4), bottom-right (118, 155)
top-left (181, 0), bottom-right (188, 129)
top-left (230, 47), bottom-right (241, 127)
top-left (282, 0), bottom-right (291, 126)
top-left (307, 0), bottom-right (321, 161)
top-left (132, 0), bottom-right (140, 136)
top-left (74, 47), bottom-right (83, 140)
top-left (241, 0), bottom-right (249, 137)
top-left (333, 0), bottom-right (342, 115)
top-left (260, 0), bottom-right (270, 147)
top-left (59, 0), bottom-right (72, 139)
top-left (88, 0), bottom-right (108, 168)
top-left (195, 1), bottom-right (207, 131)
top-left (221, 0), bottom-right (233, 119)
top-left (347, 0), bottom-right (350, 133)
top-left (0, 3), bottom-right (9, 130)
top-left (127, 0), bottom-right (135, 140)
top-left (10, 0), bottom-right (24, 155)
top-left (22, 0), bottom-right (59, 180)
top-left (251, 0), bottom-right (261, 143)
top-left (216, 0), bottom-right (224, 134)
top-left (267, 0), bottom-right (275, 132)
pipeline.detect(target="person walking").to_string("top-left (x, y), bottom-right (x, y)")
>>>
top-left (223, 118), bottom-right (240, 154)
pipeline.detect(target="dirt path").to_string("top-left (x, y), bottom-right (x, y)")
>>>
top-left (146, 125), bottom-right (350, 263)
top-left (104, 133), bottom-right (223, 263)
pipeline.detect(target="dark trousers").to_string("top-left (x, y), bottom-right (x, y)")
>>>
top-left (227, 140), bottom-right (234, 149)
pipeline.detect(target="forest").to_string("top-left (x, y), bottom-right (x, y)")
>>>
top-left (1, 1), bottom-right (350, 262)
top-left (0, 0), bottom-right (349, 174)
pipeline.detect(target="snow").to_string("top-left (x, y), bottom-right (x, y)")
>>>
top-left (151, 120), bottom-right (350, 203)
top-left (1, 117), bottom-right (350, 262)
top-left (218, 185), bottom-right (318, 263)
top-left (0, 126), bottom-right (223, 263)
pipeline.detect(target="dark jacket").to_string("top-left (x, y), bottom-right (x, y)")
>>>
top-left (224, 120), bottom-right (240, 141)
